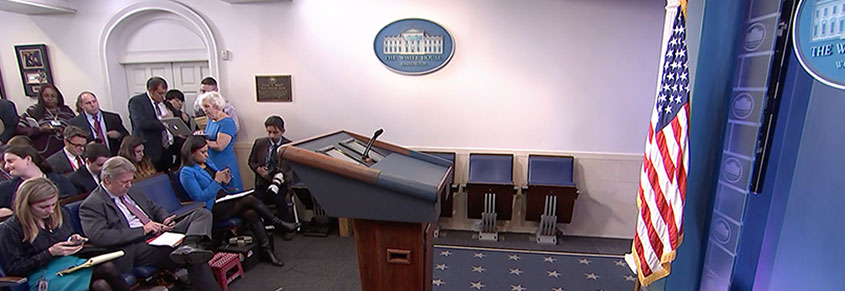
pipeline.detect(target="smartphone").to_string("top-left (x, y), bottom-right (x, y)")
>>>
top-left (66, 237), bottom-right (83, 246)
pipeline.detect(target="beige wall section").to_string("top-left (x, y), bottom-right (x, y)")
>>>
top-left (233, 142), bottom-right (639, 239)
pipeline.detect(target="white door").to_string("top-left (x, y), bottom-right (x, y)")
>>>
top-left (121, 61), bottom-right (209, 127)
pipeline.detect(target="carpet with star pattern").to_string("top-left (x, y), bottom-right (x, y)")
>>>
top-left (432, 245), bottom-right (636, 291)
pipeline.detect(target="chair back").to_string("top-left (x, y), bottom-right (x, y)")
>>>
top-left (528, 155), bottom-right (575, 186)
top-left (168, 170), bottom-right (192, 202)
top-left (422, 152), bottom-right (456, 182)
top-left (468, 154), bottom-right (513, 184)
top-left (133, 173), bottom-right (182, 213)
top-left (62, 200), bottom-right (85, 235)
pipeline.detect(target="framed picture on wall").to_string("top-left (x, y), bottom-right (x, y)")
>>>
top-left (14, 44), bottom-right (53, 97)
top-left (255, 75), bottom-right (292, 102)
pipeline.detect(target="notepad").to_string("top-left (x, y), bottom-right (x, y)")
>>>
top-left (215, 189), bottom-right (254, 204)
top-left (146, 232), bottom-right (185, 247)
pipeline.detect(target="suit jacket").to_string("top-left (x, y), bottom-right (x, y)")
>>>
top-left (79, 185), bottom-right (169, 248)
top-left (46, 149), bottom-right (78, 176)
top-left (179, 160), bottom-right (226, 210)
top-left (0, 172), bottom-right (78, 209)
top-left (247, 136), bottom-right (293, 188)
top-left (128, 92), bottom-right (166, 162)
top-left (69, 166), bottom-right (98, 194)
top-left (67, 110), bottom-right (129, 155)
top-left (0, 99), bottom-right (19, 143)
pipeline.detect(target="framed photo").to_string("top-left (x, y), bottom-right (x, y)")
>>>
top-left (14, 44), bottom-right (53, 97)
top-left (255, 75), bottom-right (292, 102)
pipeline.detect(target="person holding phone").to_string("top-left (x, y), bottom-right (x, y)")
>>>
top-left (179, 136), bottom-right (296, 267)
top-left (0, 177), bottom-right (128, 291)
top-left (197, 92), bottom-right (242, 191)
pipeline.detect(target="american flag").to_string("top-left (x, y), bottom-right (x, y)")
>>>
top-left (631, 2), bottom-right (689, 286)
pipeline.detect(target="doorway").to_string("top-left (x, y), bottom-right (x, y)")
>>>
top-left (122, 61), bottom-right (210, 120)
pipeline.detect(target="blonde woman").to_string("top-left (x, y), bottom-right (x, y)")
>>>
top-left (0, 177), bottom-right (127, 291)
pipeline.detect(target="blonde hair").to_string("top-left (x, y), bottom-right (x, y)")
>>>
top-left (14, 177), bottom-right (62, 243)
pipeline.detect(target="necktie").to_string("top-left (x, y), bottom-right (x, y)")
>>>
top-left (92, 114), bottom-right (107, 145)
top-left (119, 195), bottom-right (151, 225)
top-left (268, 142), bottom-right (280, 171)
top-left (74, 155), bottom-right (85, 171)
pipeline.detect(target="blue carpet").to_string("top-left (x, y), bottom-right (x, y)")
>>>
top-left (433, 245), bottom-right (636, 291)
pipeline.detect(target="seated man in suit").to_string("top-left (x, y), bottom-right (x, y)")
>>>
top-left (69, 91), bottom-right (129, 155)
top-left (248, 115), bottom-right (297, 239)
top-left (128, 77), bottom-right (177, 172)
top-left (0, 98), bottom-right (19, 144)
top-left (79, 156), bottom-right (219, 291)
top-left (46, 125), bottom-right (89, 176)
top-left (69, 143), bottom-right (111, 194)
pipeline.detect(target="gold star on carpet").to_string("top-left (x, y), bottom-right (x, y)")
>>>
top-left (432, 278), bottom-right (445, 286)
top-left (439, 250), bottom-right (452, 256)
top-left (472, 265), bottom-right (486, 273)
top-left (578, 258), bottom-right (591, 265)
top-left (585, 272), bottom-right (600, 280)
top-left (508, 254), bottom-right (521, 261)
top-left (510, 284), bottom-right (526, 291)
top-left (547, 270), bottom-right (561, 278)
top-left (473, 252), bottom-right (486, 258)
top-left (470, 281), bottom-right (485, 290)
top-left (435, 263), bottom-right (448, 270)
top-left (543, 256), bottom-right (557, 263)
top-left (508, 268), bottom-right (524, 275)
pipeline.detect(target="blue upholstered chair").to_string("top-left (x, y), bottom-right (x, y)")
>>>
top-left (525, 155), bottom-right (579, 223)
top-left (465, 153), bottom-right (517, 220)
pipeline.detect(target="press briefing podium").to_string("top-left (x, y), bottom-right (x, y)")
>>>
top-left (279, 130), bottom-right (453, 291)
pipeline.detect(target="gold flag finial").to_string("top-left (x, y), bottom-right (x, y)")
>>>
top-left (680, 0), bottom-right (688, 18)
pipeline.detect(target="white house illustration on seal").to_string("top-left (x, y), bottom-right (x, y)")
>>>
top-left (813, 0), bottom-right (845, 42)
top-left (383, 28), bottom-right (443, 55)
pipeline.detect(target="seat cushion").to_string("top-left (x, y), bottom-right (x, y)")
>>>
top-left (132, 265), bottom-right (158, 278)
top-left (213, 217), bottom-right (242, 229)
top-left (120, 273), bottom-right (137, 287)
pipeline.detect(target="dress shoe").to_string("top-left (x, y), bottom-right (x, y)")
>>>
top-left (282, 231), bottom-right (295, 241)
top-left (169, 244), bottom-right (213, 265)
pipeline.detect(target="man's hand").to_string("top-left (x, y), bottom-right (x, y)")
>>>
top-left (162, 215), bottom-right (176, 227)
top-left (256, 166), bottom-right (268, 178)
top-left (142, 221), bottom-right (172, 235)
top-left (48, 241), bottom-right (84, 256)
top-left (106, 130), bottom-right (122, 139)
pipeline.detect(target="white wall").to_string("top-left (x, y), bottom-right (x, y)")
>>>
top-left (0, 0), bottom-right (670, 238)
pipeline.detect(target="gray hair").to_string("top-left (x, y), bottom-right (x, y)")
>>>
top-left (198, 91), bottom-right (228, 110)
top-left (101, 156), bottom-right (137, 180)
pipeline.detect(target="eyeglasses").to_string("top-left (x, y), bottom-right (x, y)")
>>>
top-left (66, 140), bottom-right (86, 148)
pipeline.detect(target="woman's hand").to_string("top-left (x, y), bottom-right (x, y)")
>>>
top-left (214, 169), bottom-right (231, 184)
top-left (48, 241), bottom-right (83, 257)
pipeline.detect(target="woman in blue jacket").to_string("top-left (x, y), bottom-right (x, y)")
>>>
top-left (178, 136), bottom-right (295, 267)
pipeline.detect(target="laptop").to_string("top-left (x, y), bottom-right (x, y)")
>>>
top-left (161, 117), bottom-right (192, 136)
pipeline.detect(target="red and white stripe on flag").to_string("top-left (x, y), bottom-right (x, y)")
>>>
top-left (631, 0), bottom-right (689, 286)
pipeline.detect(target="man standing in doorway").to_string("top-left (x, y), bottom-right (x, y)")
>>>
top-left (68, 91), bottom-right (129, 156)
top-left (128, 77), bottom-right (176, 171)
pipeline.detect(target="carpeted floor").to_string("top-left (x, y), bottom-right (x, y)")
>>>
top-left (225, 230), bottom-right (633, 291)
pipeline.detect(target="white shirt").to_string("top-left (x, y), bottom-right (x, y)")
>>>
top-left (147, 92), bottom-right (174, 146)
top-left (104, 187), bottom-right (146, 229)
top-left (64, 148), bottom-right (84, 171)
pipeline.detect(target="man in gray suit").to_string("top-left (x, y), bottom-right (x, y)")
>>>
top-left (80, 156), bottom-right (219, 290)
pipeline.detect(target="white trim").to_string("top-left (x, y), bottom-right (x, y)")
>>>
top-left (99, 0), bottom-right (219, 111)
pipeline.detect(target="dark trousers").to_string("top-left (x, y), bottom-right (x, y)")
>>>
top-left (212, 196), bottom-right (278, 245)
top-left (253, 182), bottom-right (291, 220)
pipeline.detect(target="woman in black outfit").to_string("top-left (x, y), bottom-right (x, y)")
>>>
top-left (0, 177), bottom-right (128, 291)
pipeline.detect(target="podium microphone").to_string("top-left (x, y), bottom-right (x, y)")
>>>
top-left (361, 128), bottom-right (384, 163)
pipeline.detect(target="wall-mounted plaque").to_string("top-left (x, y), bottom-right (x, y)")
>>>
top-left (255, 75), bottom-right (292, 102)
top-left (14, 44), bottom-right (53, 97)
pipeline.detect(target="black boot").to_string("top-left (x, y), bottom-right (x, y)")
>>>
top-left (272, 217), bottom-right (299, 233)
top-left (262, 241), bottom-right (284, 267)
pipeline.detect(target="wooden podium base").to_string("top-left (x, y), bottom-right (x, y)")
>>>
top-left (352, 219), bottom-right (433, 291)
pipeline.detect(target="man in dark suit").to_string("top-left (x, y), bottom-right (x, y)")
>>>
top-left (0, 98), bottom-right (19, 144)
top-left (68, 91), bottom-right (129, 155)
top-left (128, 77), bottom-right (176, 171)
top-left (69, 143), bottom-right (111, 194)
top-left (46, 125), bottom-right (89, 176)
top-left (248, 115), bottom-right (296, 239)
top-left (79, 156), bottom-right (219, 291)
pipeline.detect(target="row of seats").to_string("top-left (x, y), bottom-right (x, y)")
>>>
top-left (0, 172), bottom-right (241, 290)
top-left (425, 152), bottom-right (579, 243)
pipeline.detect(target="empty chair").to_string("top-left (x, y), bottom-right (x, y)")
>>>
top-left (422, 151), bottom-right (457, 218)
top-left (133, 173), bottom-right (207, 218)
top-left (465, 153), bottom-right (516, 220)
top-left (525, 155), bottom-right (578, 223)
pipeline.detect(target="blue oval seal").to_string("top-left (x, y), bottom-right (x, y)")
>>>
top-left (793, 0), bottom-right (845, 89)
top-left (374, 18), bottom-right (455, 75)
